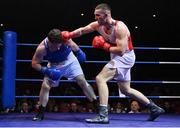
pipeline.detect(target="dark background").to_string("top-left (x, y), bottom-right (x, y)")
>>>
top-left (0, 0), bottom-right (179, 78)
top-left (0, 0), bottom-right (180, 111)
top-left (0, 0), bottom-right (180, 46)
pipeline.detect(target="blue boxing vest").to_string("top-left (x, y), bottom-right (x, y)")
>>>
top-left (44, 39), bottom-right (72, 63)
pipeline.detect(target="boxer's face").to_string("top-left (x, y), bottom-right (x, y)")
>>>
top-left (49, 40), bottom-right (62, 50)
top-left (94, 9), bottom-right (107, 25)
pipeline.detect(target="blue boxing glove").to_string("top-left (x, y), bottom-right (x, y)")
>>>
top-left (75, 48), bottom-right (86, 63)
top-left (41, 67), bottom-right (61, 80)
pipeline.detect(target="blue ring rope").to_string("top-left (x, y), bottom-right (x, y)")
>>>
top-left (17, 43), bottom-right (180, 50)
top-left (1, 78), bottom-right (180, 84)
top-left (12, 79), bottom-right (176, 84)
top-left (15, 96), bottom-right (180, 99)
top-left (15, 59), bottom-right (180, 64)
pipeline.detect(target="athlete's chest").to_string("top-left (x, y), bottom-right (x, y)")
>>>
top-left (98, 26), bottom-right (116, 43)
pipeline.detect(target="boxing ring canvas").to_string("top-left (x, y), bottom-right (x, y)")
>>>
top-left (0, 113), bottom-right (180, 127)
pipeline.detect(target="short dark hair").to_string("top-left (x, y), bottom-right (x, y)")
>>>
top-left (47, 28), bottom-right (62, 43)
top-left (95, 3), bottom-right (111, 11)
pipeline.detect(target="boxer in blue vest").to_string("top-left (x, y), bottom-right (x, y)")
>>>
top-left (32, 28), bottom-right (97, 121)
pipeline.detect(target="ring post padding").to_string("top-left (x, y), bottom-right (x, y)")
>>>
top-left (2, 31), bottom-right (17, 109)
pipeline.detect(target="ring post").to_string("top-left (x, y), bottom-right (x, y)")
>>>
top-left (2, 31), bottom-right (17, 109)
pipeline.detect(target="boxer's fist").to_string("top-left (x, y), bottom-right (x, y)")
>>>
top-left (61, 31), bottom-right (74, 41)
top-left (92, 36), bottom-right (111, 52)
top-left (41, 67), bottom-right (61, 80)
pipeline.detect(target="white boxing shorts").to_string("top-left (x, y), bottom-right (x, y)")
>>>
top-left (105, 50), bottom-right (136, 81)
top-left (44, 52), bottom-right (83, 87)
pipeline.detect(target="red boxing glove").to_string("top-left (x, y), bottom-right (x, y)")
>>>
top-left (92, 36), bottom-right (111, 52)
top-left (61, 31), bottom-right (74, 41)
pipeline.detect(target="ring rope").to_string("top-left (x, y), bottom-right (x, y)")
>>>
top-left (14, 79), bottom-right (180, 84)
top-left (17, 43), bottom-right (180, 50)
top-left (15, 59), bottom-right (180, 64)
top-left (15, 96), bottom-right (180, 99)
top-left (0, 78), bottom-right (180, 84)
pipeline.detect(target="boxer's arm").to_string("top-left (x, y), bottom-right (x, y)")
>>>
top-left (32, 43), bottom-right (46, 71)
top-left (109, 23), bottom-right (128, 56)
top-left (72, 21), bottom-right (98, 37)
top-left (67, 39), bottom-right (86, 62)
top-left (62, 22), bottom-right (98, 41)
top-left (66, 39), bottom-right (79, 51)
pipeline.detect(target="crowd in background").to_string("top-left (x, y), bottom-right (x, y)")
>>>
top-left (1, 85), bottom-right (180, 114)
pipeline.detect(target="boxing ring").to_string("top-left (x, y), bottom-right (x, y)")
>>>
top-left (1, 31), bottom-right (180, 127)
